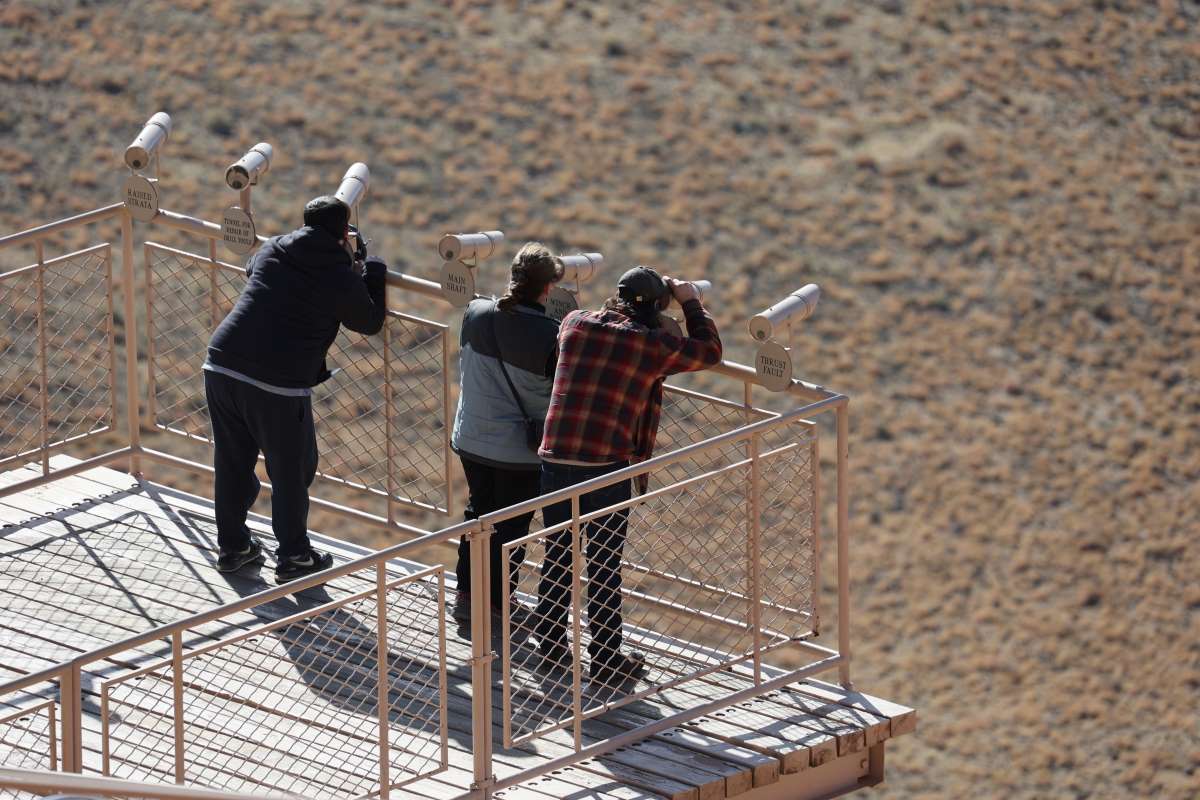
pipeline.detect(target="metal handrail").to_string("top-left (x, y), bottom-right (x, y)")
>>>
top-left (0, 198), bottom-right (854, 799)
top-left (480, 393), bottom-right (844, 525)
top-left (0, 392), bottom-right (825, 695)
top-left (0, 767), bottom-right (300, 800)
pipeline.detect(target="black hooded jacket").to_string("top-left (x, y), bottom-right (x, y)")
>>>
top-left (207, 225), bottom-right (387, 388)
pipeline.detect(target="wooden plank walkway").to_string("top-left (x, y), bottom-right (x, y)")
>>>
top-left (0, 457), bottom-right (914, 799)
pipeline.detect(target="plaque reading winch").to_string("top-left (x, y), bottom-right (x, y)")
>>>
top-left (122, 175), bottom-right (159, 222)
top-left (441, 261), bottom-right (476, 307)
top-left (221, 206), bottom-right (257, 255)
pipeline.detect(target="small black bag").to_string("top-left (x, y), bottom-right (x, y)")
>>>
top-left (491, 302), bottom-right (543, 454)
top-left (523, 417), bottom-right (544, 453)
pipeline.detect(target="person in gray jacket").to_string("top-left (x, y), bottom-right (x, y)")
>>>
top-left (451, 242), bottom-right (564, 624)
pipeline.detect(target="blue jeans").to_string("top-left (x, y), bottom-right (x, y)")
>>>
top-left (534, 461), bottom-right (631, 666)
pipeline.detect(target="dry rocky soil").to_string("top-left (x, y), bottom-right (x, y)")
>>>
top-left (1, 1), bottom-right (1198, 798)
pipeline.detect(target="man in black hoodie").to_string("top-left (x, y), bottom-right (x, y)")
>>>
top-left (204, 196), bottom-right (387, 583)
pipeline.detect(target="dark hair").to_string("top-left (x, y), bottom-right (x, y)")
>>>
top-left (497, 242), bottom-right (564, 311)
top-left (602, 295), bottom-right (662, 328)
top-left (303, 195), bottom-right (350, 240)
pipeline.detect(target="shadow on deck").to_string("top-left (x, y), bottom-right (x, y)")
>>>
top-left (0, 457), bottom-right (914, 800)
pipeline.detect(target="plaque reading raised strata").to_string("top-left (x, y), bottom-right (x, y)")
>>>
top-left (755, 340), bottom-right (793, 392)
top-left (546, 286), bottom-right (579, 321)
top-left (222, 206), bottom-right (257, 255)
top-left (441, 261), bottom-right (475, 307)
top-left (123, 175), bottom-right (159, 222)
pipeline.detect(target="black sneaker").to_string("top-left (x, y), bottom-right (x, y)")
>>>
top-left (452, 592), bottom-right (473, 623)
top-left (452, 593), bottom-right (533, 627)
top-left (275, 549), bottom-right (334, 584)
top-left (536, 642), bottom-right (570, 675)
top-left (216, 539), bottom-right (265, 573)
top-left (589, 651), bottom-right (647, 687)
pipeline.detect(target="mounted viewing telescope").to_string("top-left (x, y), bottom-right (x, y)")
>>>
top-left (546, 251), bottom-right (604, 321)
top-left (122, 112), bottom-right (171, 222)
top-left (439, 230), bottom-right (505, 306)
top-left (669, 279), bottom-right (711, 304)
top-left (123, 112), bottom-right (171, 172)
top-left (749, 283), bottom-right (820, 342)
top-left (334, 162), bottom-right (370, 209)
top-left (438, 231), bottom-right (504, 263)
top-left (558, 252), bottom-right (603, 285)
top-left (224, 143), bottom-right (273, 190)
top-left (657, 279), bottom-right (711, 336)
top-left (749, 283), bottom-right (821, 391)
top-left (221, 142), bottom-right (275, 255)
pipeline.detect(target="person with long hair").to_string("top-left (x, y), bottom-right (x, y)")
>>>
top-left (450, 242), bottom-right (564, 626)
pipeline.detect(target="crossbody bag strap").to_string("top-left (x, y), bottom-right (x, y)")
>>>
top-left (490, 301), bottom-right (533, 423)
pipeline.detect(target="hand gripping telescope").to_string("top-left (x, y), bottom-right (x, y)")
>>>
top-left (749, 284), bottom-right (820, 391)
top-left (439, 230), bottom-right (505, 307)
top-left (122, 111), bottom-right (172, 222)
top-left (657, 279), bottom-right (712, 338)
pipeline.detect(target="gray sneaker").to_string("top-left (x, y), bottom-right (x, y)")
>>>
top-left (216, 539), bottom-right (265, 573)
top-left (275, 549), bottom-right (334, 584)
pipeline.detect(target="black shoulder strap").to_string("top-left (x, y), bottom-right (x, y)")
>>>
top-left (490, 301), bottom-right (533, 422)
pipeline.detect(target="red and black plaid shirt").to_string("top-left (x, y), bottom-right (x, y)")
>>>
top-left (539, 299), bottom-right (723, 465)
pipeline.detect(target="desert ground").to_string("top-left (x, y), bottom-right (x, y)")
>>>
top-left (1, 1), bottom-right (1197, 798)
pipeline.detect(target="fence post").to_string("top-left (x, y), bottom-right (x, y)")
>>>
top-left (747, 432), bottom-right (764, 685)
top-left (171, 630), bottom-right (186, 784)
top-left (59, 663), bottom-right (83, 773)
top-left (570, 495), bottom-right (583, 750)
top-left (383, 323), bottom-right (397, 528)
top-left (468, 523), bottom-right (494, 798)
top-left (35, 239), bottom-right (48, 475)
top-left (836, 401), bottom-right (852, 688)
top-left (120, 208), bottom-right (142, 477)
top-left (376, 562), bottom-right (392, 799)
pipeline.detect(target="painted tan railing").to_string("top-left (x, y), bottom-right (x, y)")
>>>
top-left (0, 198), bottom-right (854, 800)
top-left (0, 766), bottom-right (298, 799)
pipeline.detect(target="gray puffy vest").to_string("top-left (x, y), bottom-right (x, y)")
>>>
top-left (451, 298), bottom-right (559, 469)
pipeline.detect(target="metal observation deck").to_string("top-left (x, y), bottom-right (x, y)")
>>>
top-left (0, 131), bottom-right (914, 800)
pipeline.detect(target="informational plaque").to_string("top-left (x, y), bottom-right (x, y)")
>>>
top-left (755, 340), bottom-right (793, 392)
top-left (546, 285), bottom-right (579, 321)
top-left (441, 261), bottom-right (475, 307)
top-left (222, 206), bottom-right (257, 255)
top-left (122, 175), bottom-right (159, 222)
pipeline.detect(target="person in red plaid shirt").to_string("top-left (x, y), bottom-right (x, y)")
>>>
top-left (533, 266), bottom-right (722, 686)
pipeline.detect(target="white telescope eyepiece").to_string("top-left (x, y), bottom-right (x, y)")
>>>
top-left (558, 252), bottom-right (602, 284)
top-left (225, 142), bottom-right (273, 190)
top-left (334, 162), bottom-right (370, 209)
top-left (124, 111), bottom-right (172, 172)
top-left (438, 231), bottom-right (504, 263)
top-left (749, 283), bottom-right (820, 341)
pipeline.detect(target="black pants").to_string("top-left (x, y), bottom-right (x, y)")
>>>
top-left (204, 370), bottom-right (317, 560)
top-left (534, 461), bottom-right (631, 666)
top-left (454, 456), bottom-right (541, 608)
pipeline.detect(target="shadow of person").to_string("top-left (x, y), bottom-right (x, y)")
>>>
top-left (201, 576), bottom-right (447, 787)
